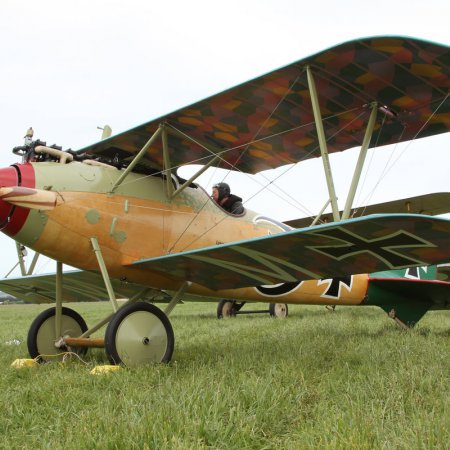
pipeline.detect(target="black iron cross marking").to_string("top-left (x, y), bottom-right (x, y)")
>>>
top-left (308, 228), bottom-right (432, 269)
top-left (318, 276), bottom-right (352, 299)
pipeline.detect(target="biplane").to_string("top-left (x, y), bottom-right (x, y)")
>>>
top-left (1, 36), bottom-right (449, 367)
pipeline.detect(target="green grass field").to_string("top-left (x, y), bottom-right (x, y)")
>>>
top-left (0, 301), bottom-right (449, 449)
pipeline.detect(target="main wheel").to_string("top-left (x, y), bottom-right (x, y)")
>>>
top-left (104, 302), bottom-right (174, 367)
top-left (27, 307), bottom-right (88, 362)
top-left (269, 303), bottom-right (288, 318)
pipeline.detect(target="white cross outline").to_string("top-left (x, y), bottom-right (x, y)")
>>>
top-left (305, 228), bottom-right (435, 269)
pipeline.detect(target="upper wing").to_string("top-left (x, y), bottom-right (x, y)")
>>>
top-left (285, 192), bottom-right (450, 228)
top-left (129, 214), bottom-right (450, 290)
top-left (0, 270), bottom-right (170, 304)
top-left (78, 36), bottom-right (450, 174)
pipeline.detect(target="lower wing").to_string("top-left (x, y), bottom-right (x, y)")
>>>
top-left (0, 270), bottom-right (170, 304)
top-left (130, 214), bottom-right (450, 291)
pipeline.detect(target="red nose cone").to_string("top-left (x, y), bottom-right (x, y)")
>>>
top-left (0, 166), bottom-right (18, 223)
top-left (0, 163), bottom-right (35, 236)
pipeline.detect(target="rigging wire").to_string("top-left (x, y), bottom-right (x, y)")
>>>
top-left (357, 94), bottom-right (449, 213)
top-left (66, 105), bottom-right (368, 255)
top-left (253, 108), bottom-right (368, 219)
top-left (116, 104), bottom-right (362, 193)
top-left (216, 70), bottom-right (305, 182)
top-left (358, 124), bottom-right (405, 215)
top-left (167, 161), bottom-right (221, 254)
top-left (163, 68), bottom-right (315, 250)
top-left (379, 94), bottom-right (449, 177)
top-left (166, 105), bottom-right (365, 218)
top-left (177, 108), bottom-right (369, 252)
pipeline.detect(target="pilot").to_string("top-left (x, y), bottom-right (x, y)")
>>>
top-left (212, 182), bottom-right (244, 215)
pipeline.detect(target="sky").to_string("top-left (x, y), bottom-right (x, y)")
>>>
top-left (0, 0), bottom-right (449, 277)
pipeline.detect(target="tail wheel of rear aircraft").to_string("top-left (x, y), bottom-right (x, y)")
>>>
top-left (27, 307), bottom-right (88, 363)
top-left (104, 302), bottom-right (174, 367)
top-left (217, 299), bottom-right (240, 319)
top-left (269, 303), bottom-right (289, 318)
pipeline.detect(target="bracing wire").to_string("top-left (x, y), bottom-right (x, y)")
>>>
top-left (177, 108), bottom-right (369, 251)
top-left (357, 93), bottom-right (449, 213)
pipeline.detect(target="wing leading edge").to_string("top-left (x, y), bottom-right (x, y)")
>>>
top-left (78, 36), bottom-right (450, 174)
top-left (130, 214), bottom-right (450, 291)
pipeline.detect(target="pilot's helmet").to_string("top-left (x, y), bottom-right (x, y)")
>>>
top-left (213, 182), bottom-right (230, 200)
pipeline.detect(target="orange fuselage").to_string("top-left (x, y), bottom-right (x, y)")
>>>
top-left (0, 161), bottom-right (368, 306)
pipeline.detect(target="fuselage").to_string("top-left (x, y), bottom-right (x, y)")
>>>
top-left (0, 160), bottom-right (369, 306)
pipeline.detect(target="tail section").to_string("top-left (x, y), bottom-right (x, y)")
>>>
top-left (366, 265), bottom-right (450, 327)
top-left (370, 265), bottom-right (437, 281)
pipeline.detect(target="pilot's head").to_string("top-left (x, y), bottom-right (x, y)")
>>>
top-left (212, 182), bottom-right (230, 202)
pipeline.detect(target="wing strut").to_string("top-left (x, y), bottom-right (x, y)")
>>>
top-left (161, 124), bottom-right (174, 198)
top-left (108, 121), bottom-right (223, 200)
top-left (341, 103), bottom-right (378, 220)
top-left (311, 198), bottom-right (331, 226)
top-left (26, 251), bottom-right (40, 275)
top-left (164, 281), bottom-right (191, 316)
top-left (15, 242), bottom-right (27, 276)
top-left (110, 126), bottom-right (163, 193)
top-left (306, 66), bottom-right (340, 222)
top-left (6, 243), bottom-right (40, 278)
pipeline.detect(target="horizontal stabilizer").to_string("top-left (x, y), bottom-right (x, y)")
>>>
top-left (369, 277), bottom-right (450, 306)
top-left (367, 277), bottom-right (450, 326)
top-left (131, 214), bottom-right (450, 291)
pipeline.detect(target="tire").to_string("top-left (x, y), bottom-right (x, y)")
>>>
top-left (217, 299), bottom-right (237, 319)
top-left (27, 307), bottom-right (88, 362)
top-left (269, 303), bottom-right (288, 318)
top-left (104, 302), bottom-right (174, 367)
